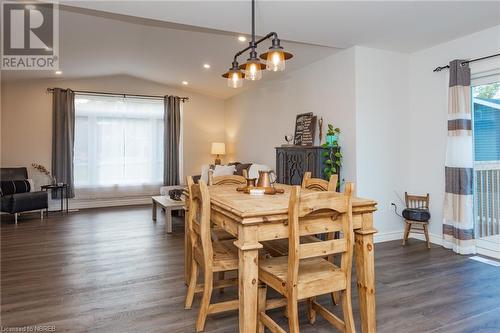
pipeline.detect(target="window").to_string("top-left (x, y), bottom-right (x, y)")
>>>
top-left (74, 94), bottom-right (164, 198)
top-left (472, 79), bottom-right (500, 247)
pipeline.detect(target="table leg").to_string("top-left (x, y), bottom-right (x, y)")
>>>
top-left (60, 188), bottom-right (63, 212)
top-left (152, 200), bottom-right (157, 221)
top-left (355, 226), bottom-right (377, 333)
top-left (234, 225), bottom-right (262, 333)
top-left (66, 186), bottom-right (69, 213)
top-left (166, 208), bottom-right (173, 233)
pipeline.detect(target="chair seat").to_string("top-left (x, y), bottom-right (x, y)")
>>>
top-left (212, 227), bottom-right (235, 241)
top-left (259, 256), bottom-right (345, 300)
top-left (262, 235), bottom-right (321, 257)
top-left (195, 239), bottom-right (239, 272)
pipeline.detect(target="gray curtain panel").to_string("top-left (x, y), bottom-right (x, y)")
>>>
top-left (164, 96), bottom-right (181, 186)
top-left (442, 60), bottom-right (475, 254)
top-left (52, 88), bottom-right (75, 198)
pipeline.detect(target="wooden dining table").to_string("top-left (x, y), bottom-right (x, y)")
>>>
top-left (184, 184), bottom-right (378, 333)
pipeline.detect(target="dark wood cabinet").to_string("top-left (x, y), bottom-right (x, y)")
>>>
top-left (275, 146), bottom-right (340, 185)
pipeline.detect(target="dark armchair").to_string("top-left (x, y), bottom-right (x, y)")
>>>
top-left (1, 167), bottom-right (48, 223)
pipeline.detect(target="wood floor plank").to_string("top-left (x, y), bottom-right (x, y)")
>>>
top-left (2, 206), bottom-right (499, 332)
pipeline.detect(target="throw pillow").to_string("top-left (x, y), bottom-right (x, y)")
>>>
top-left (0, 180), bottom-right (32, 196)
top-left (213, 165), bottom-right (236, 177)
top-left (235, 163), bottom-right (252, 176)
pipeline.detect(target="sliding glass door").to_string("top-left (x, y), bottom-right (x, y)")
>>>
top-left (472, 77), bottom-right (500, 258)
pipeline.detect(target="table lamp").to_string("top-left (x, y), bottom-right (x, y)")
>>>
top-left (211, 142), bottom-right (226, 165)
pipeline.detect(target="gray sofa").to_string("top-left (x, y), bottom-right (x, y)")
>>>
top-left (1, 167), bottom-right (48, 223)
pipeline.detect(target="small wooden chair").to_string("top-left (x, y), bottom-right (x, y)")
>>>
top-left (402, 192), bottom-right (431, 249)
top-left (184, 179), bottom-right (239, 332)
top-left (258, 184), bottom-right (356, 333)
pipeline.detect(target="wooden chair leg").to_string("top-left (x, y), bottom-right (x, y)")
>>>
top-left (196, 271), bottom-right (213, 332)
top-left (307, 297), bottom-right (316, 325)
top-left (218, 271), bottom-right (225, 293)
top-left (185, 260), bottom-right (198, 309)
top-left (257, 284), bottom-right (267, 333)
top-left (402, 221), bottom-right (411, 246)
top-left (423, 223), bottom-right (431, 249)
top-left (331, 291), bottom-right (341, 306)
top-left (287, 297), bottom-right (300, 333)
top-left (341, 289), bottom-right (355, 333)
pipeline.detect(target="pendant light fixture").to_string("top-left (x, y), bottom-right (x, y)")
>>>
top-left (222, 0), bottom-right (293, 88)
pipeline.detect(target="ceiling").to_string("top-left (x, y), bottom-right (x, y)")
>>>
top-left (63, 1), bottom-right (500, 52)
top-left (1, 6), bottom-right (338, 98)
top-left (3, 1), bottom-right (499, 99)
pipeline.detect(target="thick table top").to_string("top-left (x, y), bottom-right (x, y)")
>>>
top-left (208, 184), bottom-right (377, 221)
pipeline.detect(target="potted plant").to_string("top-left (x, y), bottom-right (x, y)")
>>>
top-left (325, 124), bottom-right (340, 146)
top-left (321, 124), bottom-right (342, 182)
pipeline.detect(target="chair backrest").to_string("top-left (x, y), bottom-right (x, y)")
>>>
top-left (208, 169), bottom-right (247, 186)
top-left (405, 192), bottom-right (430, 209)
top-left (186, 177), bottom-right (213, 270)
top-left (0, 167), bottom-right (28, 181)
top-left (287, 183), bottom-right (354, 287)
top-left (301, 171), bottom-right (338, 192)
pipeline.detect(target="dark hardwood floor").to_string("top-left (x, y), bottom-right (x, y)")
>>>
top-left (1, 206), bottom-right (499, 333)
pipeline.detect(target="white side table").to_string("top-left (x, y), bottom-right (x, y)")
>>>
top-left (151, 196), bottom-right (185, 233)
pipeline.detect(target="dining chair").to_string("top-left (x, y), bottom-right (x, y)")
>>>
top-left (208, 169), bottom-right (248, 186)
top-left (262, 171), bottom-right (339, 257)
top-left (301, 171), bottom-right (338, 191)
top-left (257, 183), bottom-right (356, 333)
top-left (402, 192), bottom-right (431, 249)
top-left (184, 179), bottom-right (240, 332)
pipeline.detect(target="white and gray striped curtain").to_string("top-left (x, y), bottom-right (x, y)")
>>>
top-left (442, 60), bottom-right (475, 254)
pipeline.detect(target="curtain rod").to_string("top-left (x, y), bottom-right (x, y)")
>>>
top-left (433, 53), bottom-right (500, 72)
top-left (46, 88), bottom-right (189, 102)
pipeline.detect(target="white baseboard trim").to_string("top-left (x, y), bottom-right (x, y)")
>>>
top-left (374, 231), bottom-right (403, 243)
top-left (410, 232), bottom-right (443, 246)
top-left (372, 230), bottom-right (444, 246)
top-left (48, 197), bottom-right (151, 210)
top-left (476, 247), bottom-right (500, 260)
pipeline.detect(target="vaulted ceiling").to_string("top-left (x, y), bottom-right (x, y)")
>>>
top-left (3, 1), bottom-right (499, 99)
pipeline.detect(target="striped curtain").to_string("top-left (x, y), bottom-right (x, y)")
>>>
top-left (442, 60), bottom-right (475, 254)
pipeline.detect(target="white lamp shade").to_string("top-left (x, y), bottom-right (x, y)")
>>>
top-left (211, 142), bottom-right (226, 155)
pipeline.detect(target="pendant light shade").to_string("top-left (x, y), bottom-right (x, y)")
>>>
top-left (243, 59), bottom-right (264, 80)
top-left (222, 62), bottom-right (245, 88)
top-left (259, 38), bottom-right (293, 72)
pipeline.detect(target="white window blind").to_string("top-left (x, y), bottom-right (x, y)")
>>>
top-left (74, 94), bottom-right (164, 199)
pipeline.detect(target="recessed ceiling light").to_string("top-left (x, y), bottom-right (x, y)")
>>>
top-left (25, 4), bottom-right (36, 10)
top-left (55, 70), bottom-right (62, 75)
top-left (182, 81), bottom-right (188, 85)
top-left (238, 36), bottom-right (247, 42)
top-left (203, 64), bottom-right (211, 69)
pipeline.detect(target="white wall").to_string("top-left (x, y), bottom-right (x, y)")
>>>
top-left (224, 46), bottom-right (411, 238)
top-left (408, 25), bottom-right (500, 239)
top-left (355, 46), bottom-right (410, 235)
top-left (0, 75), bottom-right (226, 188)
top-left (225, 48), bottom-right (358, 183)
